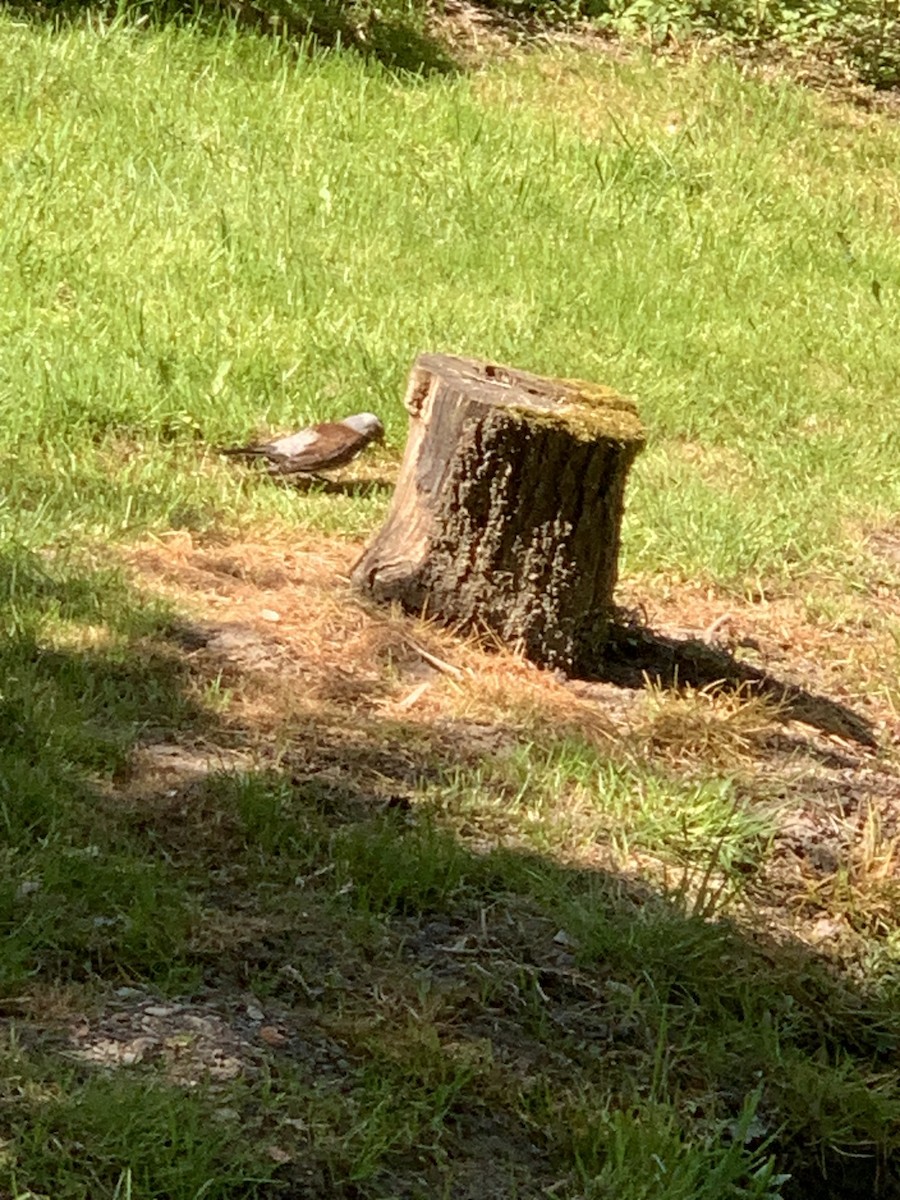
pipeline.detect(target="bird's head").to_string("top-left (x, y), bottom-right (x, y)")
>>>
top-left (342, 412), bottom-right (385, 444)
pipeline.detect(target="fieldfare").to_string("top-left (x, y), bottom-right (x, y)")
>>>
top-left (221, 412), bottom-right (385, 477)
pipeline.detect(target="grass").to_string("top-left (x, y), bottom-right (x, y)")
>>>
top-left (1, 1059), bottom-right (275, 1199)
top-left (2, 8), bottom-right (900, 1200)
top-left (2, 15), bottom-right (900, 576)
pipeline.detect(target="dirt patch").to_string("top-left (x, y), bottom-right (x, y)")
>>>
top-left (114, 530), bottom-right (900, 965)
top-left (123, 531), bottom-right (621, 749)
top-left (616, 574), bottom-right (899, 741)
top-left (121, 526), bottom-right (899, 744)
top-left (85, 993), bottom-right (340, 1083)
top-left (866, 524), bottom-right (900, 573)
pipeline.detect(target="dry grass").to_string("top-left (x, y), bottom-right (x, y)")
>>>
top-left (633, 683), bottom-right (780, 770)
top-left (121, 524), bottom-right (900, 760)
top-left (122, 529), bottom-right (622, 749)
top-left (117, 529), bottom-right (900, 923)
top-left (617, 569), bottom-right (900, 741)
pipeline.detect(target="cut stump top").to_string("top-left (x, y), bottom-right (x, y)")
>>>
top-left (405, 353), bottom-right (645, 447)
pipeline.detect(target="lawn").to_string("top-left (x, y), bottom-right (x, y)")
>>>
top-left (1, 8), bottom-right (900, 1198)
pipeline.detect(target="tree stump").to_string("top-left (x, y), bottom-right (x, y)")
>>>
top-left (351, 353), bottom-right (645, 672)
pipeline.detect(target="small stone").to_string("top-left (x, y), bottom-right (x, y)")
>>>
top-left (145, 1005), bottom-right (180, 1018)
top-left (246, 1004), bottom-right (265, 1022)
top-left (727, 1115), bottom-right (769, 1144)
top-left (182, 1014), bottom-right (217, 1035)
top-left (807, 915), bottom-right (845, 943)
top-left (260, 609), bottom-right (281, 623)
top-left (212, 1056), bottom-right (243, 1080)
top-left (120, 1043), bottom-right (148, 1066)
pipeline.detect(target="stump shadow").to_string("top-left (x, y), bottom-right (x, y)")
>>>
top-left (11, 0), bottom-right (460, 77)
top-left (587, 611), bottom-right (877, 748)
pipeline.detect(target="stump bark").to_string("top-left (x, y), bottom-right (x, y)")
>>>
top-left (351, 353), bottom-right (645, 672)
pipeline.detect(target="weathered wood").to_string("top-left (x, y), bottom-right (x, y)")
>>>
top-left (351, 353), bottom-right (645, 672)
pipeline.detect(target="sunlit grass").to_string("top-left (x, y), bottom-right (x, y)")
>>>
top-left (1, 16), bottom-right (899, 579)
top-left (426, 740), bottom-right (776, 876)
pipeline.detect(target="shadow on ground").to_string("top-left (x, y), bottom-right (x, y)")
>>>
top-left (1, 546), bottom-right (898, 1199)
top-left (594, 611), bottom-right (877, 747)
top-left (278, 474), bottom-right (395, 498)
top-left (8, 0), bottom-right (460, 75)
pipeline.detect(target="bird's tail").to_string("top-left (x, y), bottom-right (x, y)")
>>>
top-left (217, 445), bottom-right (267, 458)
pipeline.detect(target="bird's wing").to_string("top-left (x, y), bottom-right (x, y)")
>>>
top-left (264, 427), bottom-right (321, 459)
top-left (220, 425), bottom-right (321, 460)
top-left (222, 421), bottom-right (373, 474)
top-left (268, 425), bottom-right (368, 475)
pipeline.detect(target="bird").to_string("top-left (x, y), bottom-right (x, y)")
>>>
top-left (219, 412), bottom-right (385, 478)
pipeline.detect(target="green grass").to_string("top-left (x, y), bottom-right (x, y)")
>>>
top-left (430, 740), bottom-right (776, 869)
top-left (3, 11), bottom-right (900, 1200)
top-left (1, 15), bottom-right (900, 576)
top-left (0, 1052), bottom-right (278, 1198)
